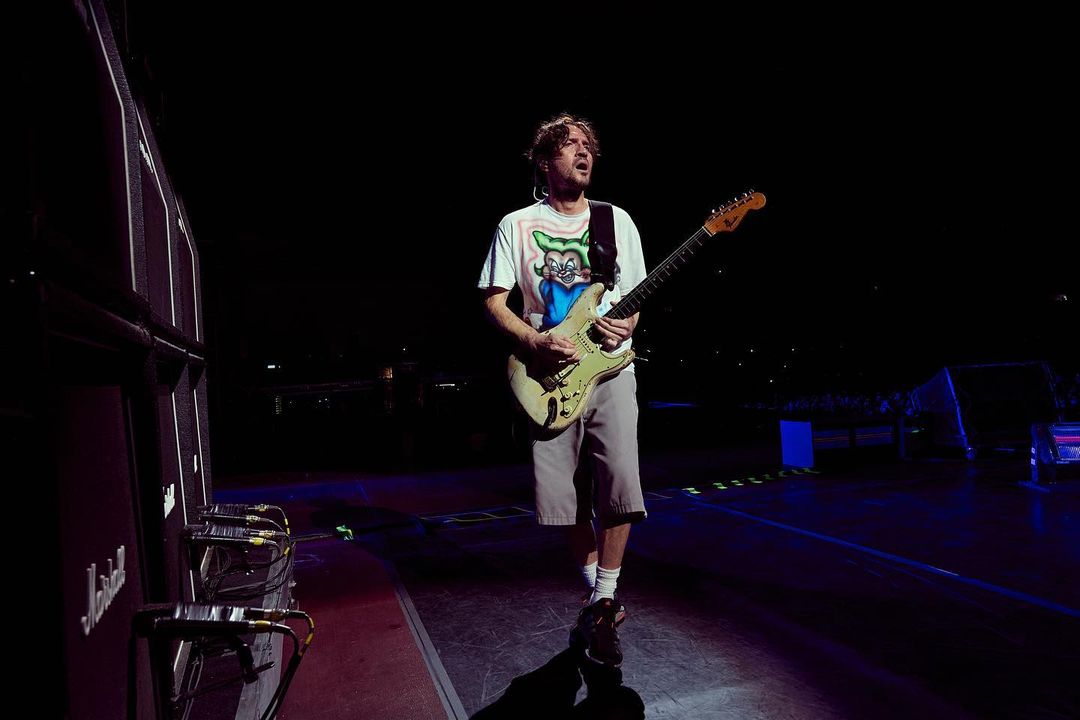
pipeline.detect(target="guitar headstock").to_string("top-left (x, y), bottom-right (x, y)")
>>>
top-left (703, 190), bottom-right (766, 236)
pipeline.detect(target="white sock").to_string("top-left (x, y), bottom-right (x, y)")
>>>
top-left (580, 561), bottom-right (598, 591)
top-left (590, 565), bottom-right (620, 604)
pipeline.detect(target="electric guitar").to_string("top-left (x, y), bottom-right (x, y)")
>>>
top-left (508, 190), bottom-right (766, 433)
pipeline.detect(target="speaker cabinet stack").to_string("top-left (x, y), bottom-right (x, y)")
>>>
top-left (13, 3), bottom-right (211, 717)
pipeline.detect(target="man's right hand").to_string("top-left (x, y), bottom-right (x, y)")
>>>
top-left (527, 332), bottom-right (581, 364)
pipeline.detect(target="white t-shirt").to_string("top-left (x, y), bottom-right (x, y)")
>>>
top-left (477, 199), bottom-right (646, 359)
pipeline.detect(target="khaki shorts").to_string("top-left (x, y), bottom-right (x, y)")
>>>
top-left (531, 372), bottom-right (647, 526)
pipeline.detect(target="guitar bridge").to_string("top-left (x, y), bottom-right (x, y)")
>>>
top-left (540, 365), bottom-right (574, 392)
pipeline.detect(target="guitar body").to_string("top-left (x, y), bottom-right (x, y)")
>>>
top-left (508, 283), bottom-right (635, 434)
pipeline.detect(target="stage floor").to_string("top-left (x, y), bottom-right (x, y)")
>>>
top-left (216, 445), bottom-right (1079, 719)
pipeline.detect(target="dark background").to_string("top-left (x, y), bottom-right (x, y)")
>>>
top-left (112, 7), bottom-right (1078, 472)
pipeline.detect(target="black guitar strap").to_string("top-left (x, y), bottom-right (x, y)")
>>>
top-left (587, 200), bottom-right (618, 291)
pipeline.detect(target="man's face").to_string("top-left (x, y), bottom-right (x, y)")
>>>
top-left (544, 125), bottom-right (593, 193)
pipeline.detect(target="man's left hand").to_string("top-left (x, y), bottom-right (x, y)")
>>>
top-left (594, 307), bottom-right (636, 351)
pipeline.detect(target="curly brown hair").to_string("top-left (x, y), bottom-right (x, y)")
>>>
top-left (527, 114), bottom-right (601, 188)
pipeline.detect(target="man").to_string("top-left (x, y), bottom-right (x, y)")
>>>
top-left (477, 114), bottom-right (647, 667)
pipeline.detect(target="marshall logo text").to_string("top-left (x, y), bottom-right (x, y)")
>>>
top-left (80, 546), bottom-right (126, 636)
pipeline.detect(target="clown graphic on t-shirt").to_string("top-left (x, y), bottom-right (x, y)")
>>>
top-left (532, 229), bottom-right (593, 330)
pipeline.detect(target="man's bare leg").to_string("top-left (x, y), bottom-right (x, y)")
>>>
top-left (598, 522), bottom-right (630, 571)
top-left (568, 521), bottom-right (631, 604)
top-left (567, 521), bottom-right (598, 565)
top-left (567, 521), bottom-right (631, 567)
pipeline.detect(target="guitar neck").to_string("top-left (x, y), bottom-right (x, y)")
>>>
top-left (604, 226), bottom-right (711, 320)
top-left (604, 190), bottom-right (765, 320)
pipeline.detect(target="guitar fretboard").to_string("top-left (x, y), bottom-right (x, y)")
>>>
top-left (604, 226), bottom-right (712, 320)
